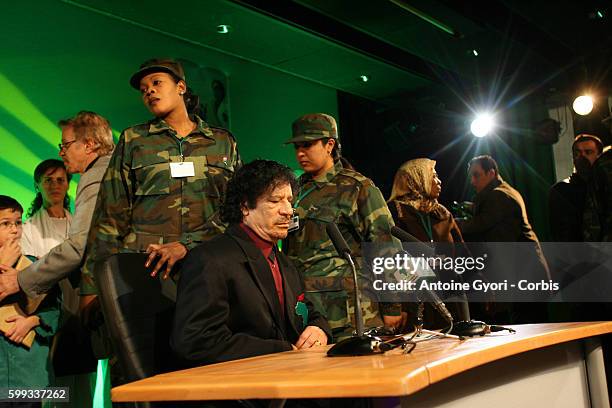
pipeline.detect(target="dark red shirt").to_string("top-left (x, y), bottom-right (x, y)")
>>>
top-left (239, 223), bottom-right (284, 316)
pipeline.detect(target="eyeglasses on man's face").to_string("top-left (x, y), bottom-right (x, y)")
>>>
top-left (58, 139), bottom-right (77, 152)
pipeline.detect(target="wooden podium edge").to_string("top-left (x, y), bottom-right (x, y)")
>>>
top-left (425, 321), bottom-right (612, 384)
top-left (111, 322), bottom-right (612, 402)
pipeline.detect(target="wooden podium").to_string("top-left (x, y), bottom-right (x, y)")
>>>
top-left (112, 322), bottom-right (611, 407)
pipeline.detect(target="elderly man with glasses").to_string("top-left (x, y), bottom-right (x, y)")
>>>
top-left (0, 111), bottom-right (114, 308)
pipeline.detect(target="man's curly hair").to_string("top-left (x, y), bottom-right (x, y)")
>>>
top-left (221, 160), bottom-right (298, 224)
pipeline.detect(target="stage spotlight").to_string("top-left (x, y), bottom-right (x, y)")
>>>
top-left (573, 95), bottom-right (594, 116)
top-left (470, 113), bottom-right (494, 137)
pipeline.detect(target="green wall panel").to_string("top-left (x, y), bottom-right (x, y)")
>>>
top-left (2, 1), bottom-right (338, 210)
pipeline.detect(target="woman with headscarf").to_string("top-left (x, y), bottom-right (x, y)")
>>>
top-left (388, 158), bottom-right (462, 244)
top-left (388, 158), bottom-right (468, 328)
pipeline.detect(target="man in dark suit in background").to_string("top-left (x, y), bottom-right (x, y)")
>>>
top-left (171, 160), bottom-right (330, 366)
top-left (549, 134), bottom-right (603, 241)
top-left (457, 155), bottom-right (550, 324)
top-left (459, 155), bottom-right (544, 246)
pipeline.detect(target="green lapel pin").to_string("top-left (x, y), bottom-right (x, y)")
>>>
top-left (295, 300), bottom-right (308, 326)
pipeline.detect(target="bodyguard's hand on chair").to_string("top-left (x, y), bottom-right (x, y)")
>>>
top-left (145, 241), bottom-right (188, 279)
top-left (0, 264), bottom-right (20, 302)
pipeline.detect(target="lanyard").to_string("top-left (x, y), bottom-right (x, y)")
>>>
top-left (293, 186), bottom-right (317, 209)
top-left (416, 212), bottom-right (433, 242)
top-left (172, 128), bottom-right (194, 161)
top-left (178, 138), bottom-right (187, 162)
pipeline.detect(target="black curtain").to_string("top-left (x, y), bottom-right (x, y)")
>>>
top-left (337, 91), bottom-right (556, 241)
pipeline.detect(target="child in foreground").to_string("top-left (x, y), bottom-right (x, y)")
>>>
top-left (0, 195), bottom-right (59, 407)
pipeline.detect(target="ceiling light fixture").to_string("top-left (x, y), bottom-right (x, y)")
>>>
top-left (216, 24), bottom-right (231, 34)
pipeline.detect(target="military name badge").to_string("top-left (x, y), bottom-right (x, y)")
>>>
top-left (295, 293), bottom-right (308, 326)
top-left (170, 161), bottom-right (195, 178)
top-left (288, 214), bottom-right (299, 232)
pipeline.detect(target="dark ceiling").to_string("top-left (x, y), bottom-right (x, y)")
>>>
top-left (235, 0), bottom-right (612, 106)
top-left (73, 0), bottom-right (611, 108)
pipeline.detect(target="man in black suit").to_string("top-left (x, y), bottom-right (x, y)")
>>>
top-left (171, 160), bottom-right (331, 366)
top-left (457, 155), bottom-right (550, 324)
top-left (549, 134), bottom-right (603, 241)
top-left (459, 155), bottom-right (543, 245)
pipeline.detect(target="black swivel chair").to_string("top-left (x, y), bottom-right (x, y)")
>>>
top-left (94, 252), bottom-right (179, 383)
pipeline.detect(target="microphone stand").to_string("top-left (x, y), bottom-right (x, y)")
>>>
top-left (327, 247), bottom-right (394, 356)
top-left (390, 226), bottom-right (500, 338)
top-left (326, 223), bottom-right (390, 356)
top-left (345, 253), bottom-right (364, 337)
top-left (411, 301), bottom-right (461, 342)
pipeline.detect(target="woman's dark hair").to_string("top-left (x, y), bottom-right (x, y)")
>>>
top-left (183, 86), bottom-right (202, 117)
top-left (221, 160), bottom-right (298, 224)
top-left (0, 195), bottom-right (23, 214)
top-left (162, 71), bottom-right (201, 117)
top-left (322, 138), bottom-right (355, 171)
top-left (27, 159), bottom-right (72, 218)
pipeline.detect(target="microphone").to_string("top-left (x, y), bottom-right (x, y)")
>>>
top-left (390, 226), bottom-right (500, 338)
top-left (393, 225), bottom-right (471, 321)
top-left (325, 223), bottom-right (363, 336)
top-left (325, 223), bottom-right (393, 356)
top-left (390, 226), bottom-right (453, 324)
top-left (325, 222), bottom-right (352, 258)
top-left (390, 226), bottom-right (434, 256)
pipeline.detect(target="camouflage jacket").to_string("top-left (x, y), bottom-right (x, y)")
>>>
top-left (284, 161), bottom-right (401, 338)
top-left (81, 115), bottom-right (240, 295)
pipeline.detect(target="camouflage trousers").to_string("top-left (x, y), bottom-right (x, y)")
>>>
top-left (304, 276), bottom-right (383, 341)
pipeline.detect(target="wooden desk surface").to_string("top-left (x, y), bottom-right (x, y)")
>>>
top-left (112, 322), bottom-right (612, 402)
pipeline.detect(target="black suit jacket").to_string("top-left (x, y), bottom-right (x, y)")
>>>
top-left (171, 224), bottom-right (331, 366)
top-left (460, 178), bottom-right (540, 243)
top-left (548, 174), bottom-right (586, 241)
top-left (458, 177), bottom-right (550, 281)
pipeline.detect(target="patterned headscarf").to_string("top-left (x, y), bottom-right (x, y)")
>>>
top-left (388, 158), bottom-right (441, 214)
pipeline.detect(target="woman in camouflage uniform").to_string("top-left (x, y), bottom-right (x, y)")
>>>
top-left (284, 113), bottom-right (403, 341)
top-left (82, 58), bottom-right (240, 297)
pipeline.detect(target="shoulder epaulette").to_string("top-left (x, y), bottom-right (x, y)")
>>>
top-left (208, 126), bottom-right (237, 143)
top-left (121, 121), bottom-right (150, 135)
top-left (337, 168), bottom-right (374, 186)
